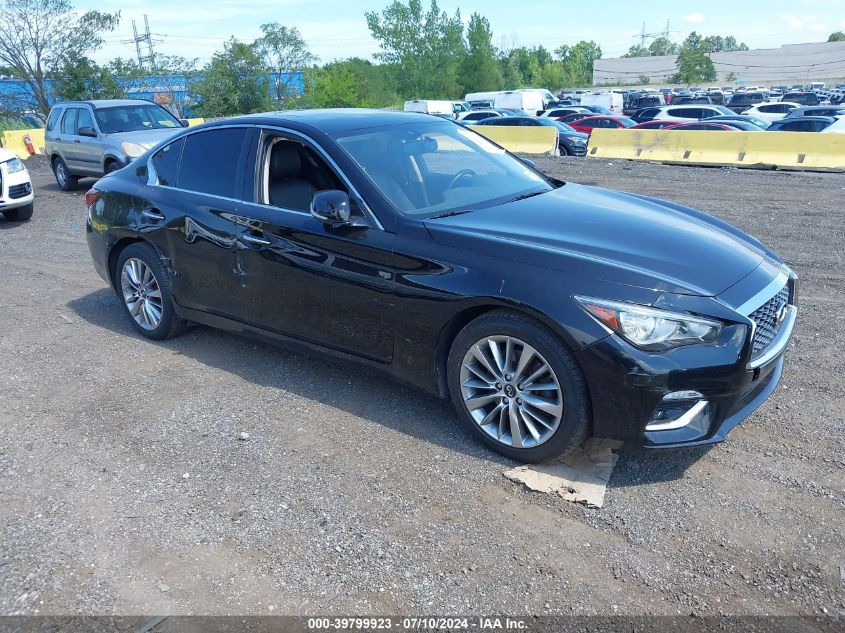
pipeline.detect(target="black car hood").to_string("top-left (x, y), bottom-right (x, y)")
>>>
top-left (424, 184), bottom-right (767, 296)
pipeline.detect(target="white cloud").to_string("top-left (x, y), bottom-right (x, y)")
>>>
top-left (682, 13), bottom-right (705, 24)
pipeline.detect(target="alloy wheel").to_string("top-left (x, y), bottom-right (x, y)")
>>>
top-left (120, 258), bottom-right (163, 331)
top-left (56, 161), bottom-right (67, 188)
top-left (459, 335), bottom-right (563, 448)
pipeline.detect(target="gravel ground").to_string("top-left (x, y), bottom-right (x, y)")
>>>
top-left (1, 156), bottom-right (843, 618)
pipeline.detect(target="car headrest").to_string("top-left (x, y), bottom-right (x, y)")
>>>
top-left (270, 144), bottom-right (301, 179)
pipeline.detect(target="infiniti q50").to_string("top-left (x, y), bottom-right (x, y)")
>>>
top-left (84, 110), bottom-right (797, 462)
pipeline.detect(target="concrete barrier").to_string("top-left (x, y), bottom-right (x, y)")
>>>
top-left (473, 126), bottom-right (558, 155)
top-left (587, 128), bottom-right (845, 171)
top-left (0, 128), bottom-right (46, 159)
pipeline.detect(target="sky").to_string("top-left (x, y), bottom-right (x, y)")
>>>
top-left (77, 0), bottom-right (845, 66)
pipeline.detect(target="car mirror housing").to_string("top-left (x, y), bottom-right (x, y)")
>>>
top-left (311, 190), bottom-right (353, 226)
top-left (180, 119), bottom-right (190, 128)
top-left (78, 126), bottom-right (97, 138)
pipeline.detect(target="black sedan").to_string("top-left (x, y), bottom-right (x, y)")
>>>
top-left (473, 116), bottom-right (589, 156)
top-left (85, 110), bottom-right (797, 462)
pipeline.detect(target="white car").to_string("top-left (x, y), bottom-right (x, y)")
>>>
top-left (742, 102), bottom-right (801, 122)
top-left (652, 105), bottom-right (734, 123)
top-left (0, 148), bottom-right (34, 221)
top-left (540, 106), bottom-right (589, 118)
top-left (456, 109), bottom-right (506, 124)
top-left (821, 116), bottom-right (845, 134)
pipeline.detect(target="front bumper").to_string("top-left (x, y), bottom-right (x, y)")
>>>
top-left (0, 164), bottom-right (34, 210)
top-left (575, 277), bottom-right (797, 449)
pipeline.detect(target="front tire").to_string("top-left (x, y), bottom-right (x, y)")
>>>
top-left (53, 157), bottom-right (78, 191)
top-left (447, 310), bottom-right (591, 463)
top-left (3, 202), bottom-right (33, 221)
top-left (115, 243), bottom-right (187, 340)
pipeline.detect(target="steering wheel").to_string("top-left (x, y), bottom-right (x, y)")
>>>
top-left (446, 169), bottom-right (477, 190)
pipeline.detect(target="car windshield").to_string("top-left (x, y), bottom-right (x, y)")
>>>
top-left (335, 121), bottom-right (552, 218)
top-left (94, 105), bottom-right (182, 133)
top-left (551, 121), bottom-right (577, 133)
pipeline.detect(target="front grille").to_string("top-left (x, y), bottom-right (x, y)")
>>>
top-left (749, 283), bottom-right (790, 357)
top-left (9, 183), bottom-right (31, 199)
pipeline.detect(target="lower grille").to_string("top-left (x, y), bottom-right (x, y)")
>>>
top-left (9, 183), bottom-right (31, 199)
top-left (750, 283), bottom-right (790, 357)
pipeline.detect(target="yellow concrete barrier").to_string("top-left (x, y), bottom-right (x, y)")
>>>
top-left (473, 126), bottom-right (558, 154)
top-left (0, 128), bottom-right (46, 159)
top-left (587, 128), bottom-right (845, 171)
top-left (185, 118), bottom-right (205, 127)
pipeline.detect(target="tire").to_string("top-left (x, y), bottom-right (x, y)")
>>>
top-left (105, 160), bottom-right (120, 174)
top-left (53, 157), bottom-right (79, 191)
top-left (114, 242), bottom-right (187, 340)
top-left (3, 202), bottom-right (33, 222)
top-left (558, 145), bottom-right (571, 157)
top-left (447, 310), bottom-right (591, 463)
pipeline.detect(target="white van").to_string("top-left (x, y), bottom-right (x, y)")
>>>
top-left (580, 92), bottom-right (624, 114)
top-left (519, 88), bottom-right (555, 108)
top-left (464, 91), bottom-right (504, 108)
top-left (403, 100), bottom-right (455, 117)
top-left (493, 90), bottom-right (545, 115)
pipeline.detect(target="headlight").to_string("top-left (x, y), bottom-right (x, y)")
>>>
top-left (575, 296), bottom-right (722, 350)
top-left (566, 136), bottom-right (586, 143)
top-left (5, 157), bottom-right (26, 173)
top-left (121, 142), bottom-right (147, 158)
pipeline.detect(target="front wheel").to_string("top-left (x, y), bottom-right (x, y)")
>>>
top-left (3, 202), bottom-right (33, 221)
top-left (447, 310), bottom-right (591, 463)
top-left (115, 243), bottom-right (187, 340)
top-left (53, 157), bottom-right (78, 191)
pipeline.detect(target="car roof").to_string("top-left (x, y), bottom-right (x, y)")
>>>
top-left (52, 99), bottom-right (159, 109)
top-left (220, 108), bottom-right (440, 134)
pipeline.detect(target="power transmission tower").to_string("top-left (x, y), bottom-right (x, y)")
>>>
top-left (132, 15), bottom-right (155, 68)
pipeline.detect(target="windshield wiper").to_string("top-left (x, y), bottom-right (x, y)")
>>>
top-left (503, 189), bottom-right (548, 205)
top-left (427, 209), bottom-right (473, 220)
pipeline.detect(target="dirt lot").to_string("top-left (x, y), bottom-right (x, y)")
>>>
top-left (1, 156), bottom-right (843, 619)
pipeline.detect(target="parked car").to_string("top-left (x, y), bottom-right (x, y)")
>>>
top-left (629, 107), bottom-right (663, 123)
top-left (821, 117), bottom-right (845, 133)
top-left (664, 122), bottom-right (739, 131)
top-left (726, 92), bottom-right (769, 114)
top-left (703, 115), bottom-right (771, 129)
top-left (784, 105), bottom-right (845, 119)
top-left (630, 120), bottom-right (677, 130)
top-left (0, 148), bottom-right (34, 221)
top-left (580, 93), bottom-right (623, 114)
top-left (404, 100), bottom-right (455, 118)
top-left (84, 109), bottom-right (797, 462)
top-left (580, 105), bottom-right (614, 115)
top-left (781, 92), bottom-right (821, 106)
top-left (652, 105), bottom-right (734, 123)
top-left (624, 94), bottom-right (667, 116)
top-left (741, 102), bottom-right (801, 122)
top-left (568, 115), bottom-right (636, 134)
top-left (672, 96), bottom-right (713, 105)
top-left (457, 110), bottom-right (511, 124)
top-left (556, 112), bottom-right (595, 124)
top-left (494, 91), bottom-right (545, 116)
top-left (540, 107), bottom-right (590, 118)
top-left (706, 120), bottom-right (765, 132)
top-left (44, 99), bottom-right (186, 191)
top-left (766, 116), bottom-right (835, 132)
top-left (474, 116), bottom-right (589, 156)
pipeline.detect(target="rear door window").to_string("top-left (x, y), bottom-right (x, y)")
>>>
top-left (177, 128), bottom-right (250, 198)
top-left (151, 138), bottom-right (185, 187)
top-left (61, 108), bottom-right (79, 135)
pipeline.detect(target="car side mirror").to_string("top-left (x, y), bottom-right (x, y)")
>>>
top-left (78, 126), bottom-right (97, 138)
top-left (311, 190), bottom-right (355, 226)
top-left (180, 119), bottom-right (190, 127)
top-left (521, 158), bottom-right (536, 169)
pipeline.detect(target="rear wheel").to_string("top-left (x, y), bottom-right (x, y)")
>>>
top-left (2, 202), bottom-right (33, 221)
top-left (115, 243), bottom-right (187, 340)
top-left (53, 157), bottom-right (78, 191)
top-left (447, 310), bottom-right (591, 463)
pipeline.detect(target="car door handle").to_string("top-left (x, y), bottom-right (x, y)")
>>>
top-left (141, 209), bottom-right (166, 221)
top-left (240, 232), bottom-right (271, 246)
top-left (73, 139), bottom-right (81, 144)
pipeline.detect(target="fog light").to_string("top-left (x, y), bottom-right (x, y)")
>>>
top-left (646, 393), bottom-right (711, 432)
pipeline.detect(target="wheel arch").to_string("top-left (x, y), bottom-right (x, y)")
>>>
top-left (433, 300), bottom-right (589, 399)
top-left (107, 237), bottom-right (148, 290)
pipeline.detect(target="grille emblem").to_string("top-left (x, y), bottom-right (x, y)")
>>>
top-left (776, 304), bottom-right (788, 324)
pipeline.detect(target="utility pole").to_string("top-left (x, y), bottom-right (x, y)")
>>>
top-left (640, 22), bottom-right (647, 49)
top-left (132, 15), bottom-right (155, 68)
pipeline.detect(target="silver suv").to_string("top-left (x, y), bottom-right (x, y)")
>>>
top-left (45, 99), bottom-right (186, 191)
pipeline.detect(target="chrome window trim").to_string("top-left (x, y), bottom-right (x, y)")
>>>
top-left (258, 124), bottom-right (384, 231)
top-left (735, 270), bottom-right (790, 316)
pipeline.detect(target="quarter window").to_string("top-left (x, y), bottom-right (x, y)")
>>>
top-left (151, 138), bottom-right (185, 187)
top-left (46, 108), bottom-right (62, 132)
top-left (177, 128), bottom-right (248, 198)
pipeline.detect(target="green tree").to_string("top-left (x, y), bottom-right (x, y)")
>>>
top-left (0, 0), bottom-right (119, 116)
top-left (623, 44), bottom-right (649, 58)
top-left (306, 58), bottom-right (397, 108)
top-left (146, 55), bottom-right (199, 117)
top-left (460, 13), bottom-right (502, 93)
top-left (670, 32), bottom-right (717, 84)
top-left (557, 40), bottom-right (602, 86)
top-left (648, 36), bottom-right (679, 56)
top-left (498, 55), bottom-right (523, 89)
top-left (53, 57), bottom-right (124, 101)
top-left (255, 23), bottom-right (316, 106)
top-left (829, 32), bottom-right (845, 42)
top-left (193, 38), bottom-right (271, 117)
top-left (366, 0), bottom-right (465, 98)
